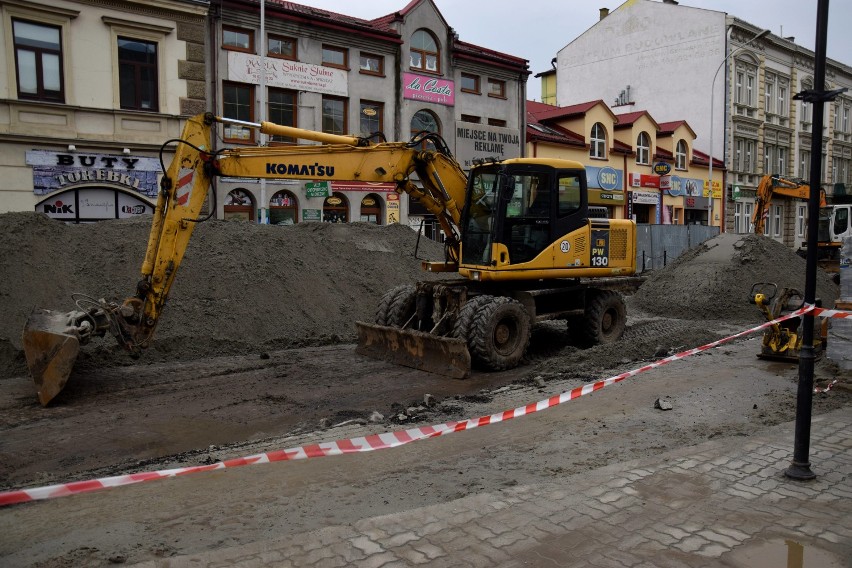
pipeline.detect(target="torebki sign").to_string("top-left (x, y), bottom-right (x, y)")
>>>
top-left (26, 150), bottom-right (161, 197)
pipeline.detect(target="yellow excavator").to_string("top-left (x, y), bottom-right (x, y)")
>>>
top-left (751, 174), bottom-right (825, 235)
top-left (22, 112), bottom-right (642, 405)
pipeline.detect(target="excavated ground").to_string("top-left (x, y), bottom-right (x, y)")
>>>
top-left (0, 213), bottom-right (849, 566)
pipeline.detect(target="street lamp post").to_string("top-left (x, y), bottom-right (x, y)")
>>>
top-left (708, 28), bottom-right (769, 229)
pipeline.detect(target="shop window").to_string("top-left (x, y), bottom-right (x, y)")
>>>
top-left (269, 88), bottom-right (296, 143)
top-left (268, 34), bottom-right (296, 60)
top-left (360, 193), bottom-right (383, 224)
top-left (359, 53), bottom-right (383, 75)
top-left (118, 37), bottom-right (158, 111)
top-left (222, 82), bottom-right (254, 143)
top-left (223, 26), bottom-right (253, 52)
top-left (224, 189), bottom-right (254, 221)
top-left (590, 123), bottom-right (606, 159)
top-left (270, 190), bottom-right (298, 225)
top-left (322, 96), bottom-right (347, 135)
top-left (461, 73), bottom-right (479, 94)
top-left (323, 192), bottom-right (349, 223)
top-left (13, 18), bottom-right (64, 102)
top-left (410, 29), bottom-right (439, 73)
top-left (322, 45), bottom-right (347, 69)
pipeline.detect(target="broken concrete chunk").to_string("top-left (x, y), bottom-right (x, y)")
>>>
top-left (654, 397), bottom-right (673, 410)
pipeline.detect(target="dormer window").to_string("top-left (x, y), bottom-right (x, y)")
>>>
top-left (590, 123), bottom-right (606, 159)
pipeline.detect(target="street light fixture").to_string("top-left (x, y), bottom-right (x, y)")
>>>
top-left (708, 28), bottom-right (770, 230)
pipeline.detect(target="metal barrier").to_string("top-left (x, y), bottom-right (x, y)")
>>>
top-left (635, 224), bottom-right (719, 273)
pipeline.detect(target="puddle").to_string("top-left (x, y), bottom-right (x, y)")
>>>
top-left (725, 538), bottom-right (845, 568)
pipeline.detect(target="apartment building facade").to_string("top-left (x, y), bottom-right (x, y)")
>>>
top-left (0, 0), bottom-right (209, 222)
top-left (551, 0), bottom-right (852, 249)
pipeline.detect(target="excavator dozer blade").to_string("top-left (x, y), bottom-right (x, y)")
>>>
top-left (22, 309), bottom-right (82, 406)
top-left (355, 321), bottom-right (471, 379)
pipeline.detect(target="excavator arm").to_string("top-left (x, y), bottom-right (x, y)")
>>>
top-left (23, 112), bottom-right (472, 404)
top-left (751, 174), bottom-right (826, 235)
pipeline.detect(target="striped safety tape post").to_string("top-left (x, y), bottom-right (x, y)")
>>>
top-left (0, 304), bottom-right (844, 508)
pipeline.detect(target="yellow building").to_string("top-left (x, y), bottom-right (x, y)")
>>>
top-left (526, 101), bottom-right (725, 227)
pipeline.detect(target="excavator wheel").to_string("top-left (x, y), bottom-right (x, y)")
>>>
top-left (374, 284), bottom-right (417, 328)
top-left (461, 295), bottom-right (530, 371)
top-left (582, 290), bottom-right (626, 345)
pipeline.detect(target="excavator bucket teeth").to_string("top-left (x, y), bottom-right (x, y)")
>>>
top-left (22, 309), bottom-right (81, 406)
top-left (355, 321), bottom-right (471, 379)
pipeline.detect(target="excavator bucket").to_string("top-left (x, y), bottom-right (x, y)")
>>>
top-left (355, 321), bottom-right (471, 379)
top-left (22, 309), bottom-right (82, 406)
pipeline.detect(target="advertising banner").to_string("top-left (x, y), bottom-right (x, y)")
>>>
top-left (454, 123), bottom-right (521, 169)
top-left (403, 72), bottom-right (455, 106)
top-left (228, 51), bottom-right (348, 97)
top-left (586, 166), bottom-right (623, 190)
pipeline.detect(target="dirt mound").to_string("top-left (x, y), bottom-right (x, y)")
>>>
top-left (632, 232), bottom-right (839, 323)
top-left (0, 212), bottom-right (448, 378)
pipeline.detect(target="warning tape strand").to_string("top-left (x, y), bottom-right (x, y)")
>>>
top-left (0, 303), bottom-right (847, 507)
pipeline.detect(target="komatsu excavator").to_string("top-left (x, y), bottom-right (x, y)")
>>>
top-left (23, 112), bottom-right (642, 405)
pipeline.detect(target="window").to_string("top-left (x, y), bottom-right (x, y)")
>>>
top-left (359, 53), bottom-right (383, 75)
top-left (13, 19), bottom-right (64, 102)
top-left (796, 204), bottom-right (807, 238)
top-left (223, 82), bottom-right (254, 142)
top-left (735, 201), bottom-right (755, 233)
top-left (636, 132), bottom-right (650, 165)
top-left (487, 78), bottom-right (506, 98)
top-left (558, 175), bottom-right (582, 217)
top-left (800, 150), bottom-right (811, 178)
top-left (322, 45), bottom-right (347, 68)
top-left (268, 34), bottom-right (296, 60)
top-left (410, 110), bottom-right (440, 150)
top-left (801, 78), bottom-right (813, 129)
top-left (488, 118), bottom-right (506, 127)
top-left (268, 88), bottom-right (296, 143)
top-left (322, 96), bottom-right (347, 135)
top-left (590, 123), bottom-right (606, 159)
top-left (461, 73), bottom-right (480, 94)
top-left (734, 58), bottom-right (758, 115)
top-left (765, 73), bottom-right (775, 114)
top-left (359, 101), bottom-right (383, 137)
top-left (223, 26), bottom-right (253, 52)
top-left (410, 30), bottom-right (439, 73)
top-left (118, 37), bottom-right (158, 111)
top-left (675, 140), bottom-right (688, 170)
top-left (770, 204), bottom-right (782, 238)
top-left (460, 114), bottom-right (480, 123)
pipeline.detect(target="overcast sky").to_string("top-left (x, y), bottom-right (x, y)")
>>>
top-left (284, 0), bottom-right (851, 102)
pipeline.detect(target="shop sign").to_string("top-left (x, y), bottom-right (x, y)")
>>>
top-left (228, 51), bottom-right (347, 97)
top-left (589, 189), bottom-right (624, 205)
top-left (732, 185), bottom-right (741, 200)
top-left (659, 175), bottom-right (671, 190)
top-left (684, 195), bottom-right (710, 210)
top-left (629, 172), bottom-right (660, 188)
top-left (386, 198), bottom-right (400, 224)
top-left (38, 188), bottom-right (152, 221)
top-left (305, 181), bottom-right (330, 198)
top-left (665, 175), bottom-right (683, 196)
top-left (26, 150), bottom-right (161, 198)
top-left (326, 196), bottom-right (343, 206)
top-left (586, 166), bottom-right (623, 190)
top-left (302, 208), bottom-right (322, 221)
top-left (331, 182), bottom-right (395, 192)
top-left (653, 162), bottom-right (672, 176)
top-left (403, 72), bottom-right (455, 106)
top-left (703, 179), bottom-right (722, 199)
top-left (631, 190), bottom-right (659, 205)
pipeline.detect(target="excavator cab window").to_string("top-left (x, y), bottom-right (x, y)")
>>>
top-left (502, 171), bottom-right (553, 264)
top-left (461, 170), bottom-right (499, 265)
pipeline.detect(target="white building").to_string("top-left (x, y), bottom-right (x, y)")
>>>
top-left (553, 0), bottom-right (852, 249)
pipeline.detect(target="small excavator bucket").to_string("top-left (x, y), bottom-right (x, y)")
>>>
top-left (355, 321), bottom-right (471, 379)
top-left (22, 309), bottom-right (82, 406)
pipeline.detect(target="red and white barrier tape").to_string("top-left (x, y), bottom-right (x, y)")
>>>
top-left (811, 306), bottom-right (852, 319)
top-left (1, 303), bottom-right (846, 508)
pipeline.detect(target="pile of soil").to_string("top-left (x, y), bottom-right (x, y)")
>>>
top-left (0, 212), bottom-right (447, 378)
top-left (632, 232), bottom-right (839, 323)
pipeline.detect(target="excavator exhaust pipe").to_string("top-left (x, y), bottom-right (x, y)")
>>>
top-left (355, 321), bottom-right (471, 379)
top-left (22, 309), bottom-right (83, 406)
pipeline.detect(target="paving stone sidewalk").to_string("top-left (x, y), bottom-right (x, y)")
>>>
top-left (133, 408), bottom-right (852, 567)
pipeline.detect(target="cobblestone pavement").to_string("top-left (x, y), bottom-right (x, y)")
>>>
top-left (132, 408), bottom-right (852, 568)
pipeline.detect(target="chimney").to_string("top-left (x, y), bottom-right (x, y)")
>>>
top-left (599, 7), bottom-right (609, 20)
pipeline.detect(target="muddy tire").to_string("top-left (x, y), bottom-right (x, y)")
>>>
top-left (582, 290), bottom-right (626, 345)
top-left (375, 285), bottom-right (417, 328)
top-left (462, 295), bottom-right (530, 371)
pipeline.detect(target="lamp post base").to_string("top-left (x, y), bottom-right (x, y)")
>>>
top-left (785, 460), bottom-right (816, 481)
